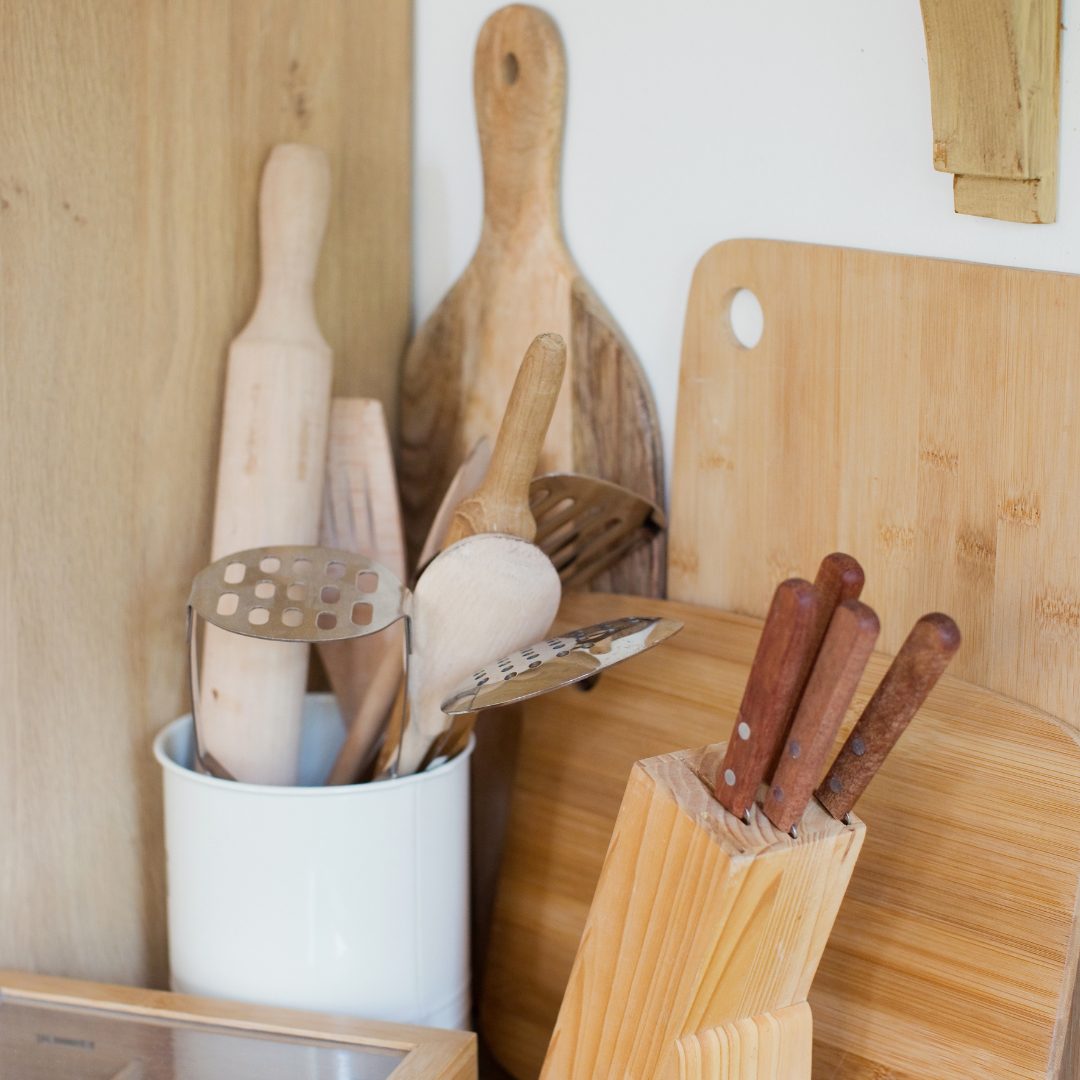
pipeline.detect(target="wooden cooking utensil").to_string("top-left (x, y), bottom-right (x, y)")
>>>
top-left (391, 332), bottom-right (567, 776)
top-left (762, 600), bottom-right (879, 834)
top-left (442, 334), bottom-right (565, 547)
top-left (415, 437), bottom-right (492, 577)
top-left (817, 612), bottom-right (961, 820)
top-left (399, 3), bottom-right (664, 596)
top-left (198, 143), bottom-right (332, 785)
top-left (317, 399), bottom-right (406, 768)
top-left (713, 578), bottom-right (821, 820)
top-left (529, 473), bottom-right (665, 590)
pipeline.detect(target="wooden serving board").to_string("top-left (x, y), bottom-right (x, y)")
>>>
top-left (670, 238), bottom-right (1080, 733)
top-left (481, 593), bottom-right (1080, 1080)
top-left (399, 5), bottom-right (664, 596)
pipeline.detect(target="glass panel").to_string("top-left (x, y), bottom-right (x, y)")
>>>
top-left (0, 997), bottom-right (405, 1079)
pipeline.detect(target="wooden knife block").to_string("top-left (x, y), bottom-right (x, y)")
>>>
top-left (540, 742), bottom-right (865, 1079)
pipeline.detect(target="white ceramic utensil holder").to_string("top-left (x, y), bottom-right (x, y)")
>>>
top-left (154, 693), bottom-right (472, 1030)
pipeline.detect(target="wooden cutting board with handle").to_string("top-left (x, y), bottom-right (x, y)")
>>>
top-left (481, 592), bottom-right (1080, 1080)
top-left (670, 239), bottom-right (1080, 734)
top-left (399, 3), bottom-right (664, 597)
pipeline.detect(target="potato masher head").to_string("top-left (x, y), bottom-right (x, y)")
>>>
top-left (186, 544), bottom-right (410, 778)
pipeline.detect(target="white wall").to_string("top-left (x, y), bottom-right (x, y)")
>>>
top-left (414, 1), bottom-right (1078, 483)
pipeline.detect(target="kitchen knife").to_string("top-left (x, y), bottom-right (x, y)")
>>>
top-left (763, 552), bottom-right (865, 777)
top-left (762, 599), bottom-right (880, 834)
top-left (816, 612), bottom-right (961, 821)
top-left (714, 578), bottom-right (821, 820)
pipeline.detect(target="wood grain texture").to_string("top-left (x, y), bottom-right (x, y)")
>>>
top-left (673, 1004), bottom-right (812, 1080)
top-left (319, 399), bottom-right (406, 785)
top-left (540, 743), bottom-right (863, 1080)
top-left (762, 600), bottom-right (879, 833)
top-left (714, 579), bottom-right (819, 819)
top-left (0, 0), bottom-right (409, 984)
top-left (198, 143), bottom-right (333, 785)
top-left (444, 332), bottom-right (566, 548)
top-left (399, 4), bottom-right (664, 596)
top-left (0, 971), bottom-right (476, 1080)
top-left (919, 0), bottom-right (1060, 222)
top-left (816, 612), bottom-right (961, 820)
top-left (481, 593), bottom-right (1080, 1080)
top-left (670, 239), bottom-right (1080, 735)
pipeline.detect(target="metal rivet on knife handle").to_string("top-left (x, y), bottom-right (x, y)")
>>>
top-left (816, 612), bottom-right (961, 821)
top-left (714, 578), bottom-right (821, 821)
top-left (762, 599), bottom-right (880, 834)
top-left (765, 553), bottom-right (866, 777)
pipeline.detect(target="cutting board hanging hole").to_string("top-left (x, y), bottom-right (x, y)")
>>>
top-left (503, 52), bottom-right (519, 84)
top-left (729, 287), bottom-right (764, 349)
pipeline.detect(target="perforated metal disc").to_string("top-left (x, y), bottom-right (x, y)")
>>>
top-left (188, 544), bottom-right (408, 643)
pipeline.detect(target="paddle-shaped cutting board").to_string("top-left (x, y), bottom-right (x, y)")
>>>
top-left (670, 238), bottom-right (1080, 734)
top-left (481, 593), bottom-right (1080, 1080)
top-left (399, 4), bottom-right (664, 596)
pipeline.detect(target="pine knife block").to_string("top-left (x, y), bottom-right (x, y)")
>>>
top-left (540, 742), bottom-right (865, 1079)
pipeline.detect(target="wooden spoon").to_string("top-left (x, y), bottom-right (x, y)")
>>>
top-left (390, 332), bottom-right (566, 776)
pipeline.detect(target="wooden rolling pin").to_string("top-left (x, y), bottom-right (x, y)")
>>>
top-left (198, 143), bottom-right (332, 785)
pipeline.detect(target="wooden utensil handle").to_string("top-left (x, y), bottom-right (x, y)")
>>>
top-left (762, 600), bottom-right (880, 833)
top-left (474, 4), bottom-right (565, 234)
top-left (816, 612), bottom-right (961, 820)
top-left (714, 578), bottom-right (821, 820)
top-left (246, 143), bottom-right (331, 334)
top-left (443, 332), bottom-right (566, 546)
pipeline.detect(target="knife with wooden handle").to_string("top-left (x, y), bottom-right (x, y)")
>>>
top-left (816, 612), bottom-right (961, 821)
top-left (762, 599), bottom-right (880, 833)
top-left (714, 578), bottom-right (821, 820)
top-left (764, 552), bottom-right (866, 777)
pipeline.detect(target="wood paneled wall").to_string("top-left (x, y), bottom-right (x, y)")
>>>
top-left (0, 0), bottom-right (410, 987)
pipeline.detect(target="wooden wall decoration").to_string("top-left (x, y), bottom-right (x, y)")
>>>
top-left (0, 0), bottom-right (410, 987)
top-left (919, 0), bottom-right (1061, 222)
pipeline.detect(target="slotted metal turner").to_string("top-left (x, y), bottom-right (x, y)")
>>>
top-left (529, 473), bottom-right (665, 590)
top-left (187, 544), bottom-right (410, 777)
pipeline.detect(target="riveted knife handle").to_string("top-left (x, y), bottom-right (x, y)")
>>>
top-left (714, 578), bottom-right (821, 820)
top-left (816, 612), bottom-right (961, 820)
top-left (762, 599), bottom-right (880, 833)
top-left (765, 552), bottom-right (866, 777)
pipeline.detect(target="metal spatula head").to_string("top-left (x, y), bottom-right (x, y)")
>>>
top-left (440, 615), bottom-right (682, 715)
top-left (189, 544), bottom-right (409, 644)
top-left (529, 474), bottom-right (665, 590)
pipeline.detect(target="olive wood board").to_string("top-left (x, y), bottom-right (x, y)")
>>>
top-left (481, 593), bottom-right (1080, 1080)
top-left (398, 5), bottom-right (664, 596)
top-left (670, 238), bottom-right (1080, 734)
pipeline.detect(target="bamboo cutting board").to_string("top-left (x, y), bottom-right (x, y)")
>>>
top-left (399, 5), bottom-right (664, 596)
top-left (481, 593), bottom-right (1080, 1080)
top-left (670, 239), bottom-right (1080, 734)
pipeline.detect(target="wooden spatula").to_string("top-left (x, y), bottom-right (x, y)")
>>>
top-left (198, 144), bottom-right (332, 785)
top-left (399, 3), bottom-right (664, 596)
top-left (317, 398), bottom-right (406, 778)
